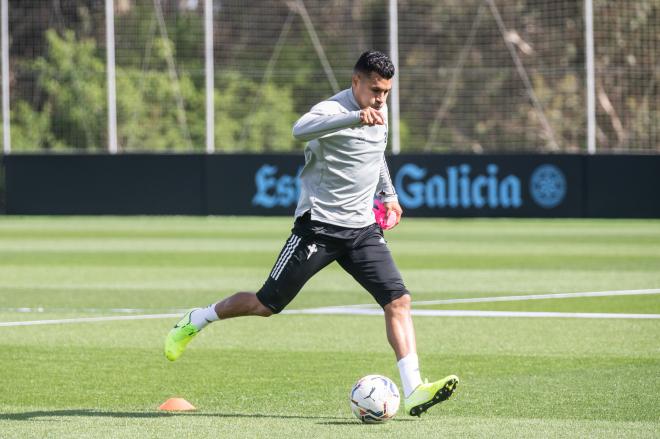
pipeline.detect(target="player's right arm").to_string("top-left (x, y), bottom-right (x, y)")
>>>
top-left (292, 104), bottom-right (384, 142)
top-left (292, 101), bottom-right (360, 142)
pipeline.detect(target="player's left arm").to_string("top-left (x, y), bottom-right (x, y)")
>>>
top-left (378, 155), bottom-right (403, 228)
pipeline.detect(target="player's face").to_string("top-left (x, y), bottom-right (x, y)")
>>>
top-left (352, 72), bottom-right (392, 110)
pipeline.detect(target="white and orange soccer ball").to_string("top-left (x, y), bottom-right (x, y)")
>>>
top-left (349, 374), bottom-right (400, 423)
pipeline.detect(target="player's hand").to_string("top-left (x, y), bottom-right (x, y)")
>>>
top-left (359, 108), bottom-right (385, 126)
top-left (383, 200), bottom-right (403, 229)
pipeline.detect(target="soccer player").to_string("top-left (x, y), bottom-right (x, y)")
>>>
top-left (164, 50), bottom-right (459, 417)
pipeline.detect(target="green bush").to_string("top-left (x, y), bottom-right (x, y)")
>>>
top-left (12, 29), bottom-right (299, 152)
top-left (32, 29), bottom-right (106, 150)
top-left (214, 72), bottom-right (297, 152)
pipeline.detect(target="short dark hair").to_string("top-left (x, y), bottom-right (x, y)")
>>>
top-left (354, 51), bottom-right (395, 79)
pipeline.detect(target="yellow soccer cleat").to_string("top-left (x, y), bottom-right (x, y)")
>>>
top-left (164, 309), bottom-right (201, 361)
top-left (404, 375), bottom-right (459, 417)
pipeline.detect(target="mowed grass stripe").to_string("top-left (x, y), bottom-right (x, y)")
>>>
top-left (1, 271), bottom-right (660, 311)
top-left (0, 251), bottom-right (658, 271)
top-left (0, 412), bottom-right (657, 438)
top-left (4, 313), bottom-right (657, 356)
top-left (419, 294), bottom-right (660, 314)
top-left (4, 288), bottom-right (657, 314)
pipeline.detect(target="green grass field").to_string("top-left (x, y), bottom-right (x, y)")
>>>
top-left (1, 217), bottom-right (659, 438)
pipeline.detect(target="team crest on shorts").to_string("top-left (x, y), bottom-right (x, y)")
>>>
top-left (307, 243), bottom-right (318, 259)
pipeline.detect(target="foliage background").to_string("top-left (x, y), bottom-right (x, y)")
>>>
top-left (3, 0), bottom-right (659, 153)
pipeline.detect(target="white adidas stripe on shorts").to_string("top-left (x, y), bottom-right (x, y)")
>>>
top-left (270, 234), bottom-right (301, 280)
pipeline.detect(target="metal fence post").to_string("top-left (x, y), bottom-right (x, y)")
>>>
top-left (205, 0), bottom-right (214, 154)
top-left (106, 0), bottom-right (118, 154)
top-left (389, 0), bottom-right (400, 155)
top-left (585, 0), bottom-right (596, 154)
top-left (1, 0), bottom-right (10, 154)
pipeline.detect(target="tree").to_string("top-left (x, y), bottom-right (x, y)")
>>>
top-left (12, 28), bottom-right (298, 152)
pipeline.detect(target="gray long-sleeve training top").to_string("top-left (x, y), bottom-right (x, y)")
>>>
top-left (292, 88), bottom-right (398, 228)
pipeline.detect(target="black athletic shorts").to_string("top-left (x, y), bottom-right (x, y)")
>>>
top-left (256, 211), bottom-right (409, 314)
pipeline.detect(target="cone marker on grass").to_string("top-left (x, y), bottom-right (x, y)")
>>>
top-left (158, 398), bottom-right (196, 411)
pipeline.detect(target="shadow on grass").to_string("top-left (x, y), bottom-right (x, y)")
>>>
top-left (317, 417), bottom-right (416, 425)
top-left (0, 409), bottom-right (350, 422)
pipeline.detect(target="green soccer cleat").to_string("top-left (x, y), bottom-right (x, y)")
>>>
top-left (164, 309), bottom-right (201, 361)
top-left (404, 375), bottom-right (459, 417)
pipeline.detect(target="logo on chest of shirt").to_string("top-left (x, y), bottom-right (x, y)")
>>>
top-left (350, 125), bottom-right (387, 147)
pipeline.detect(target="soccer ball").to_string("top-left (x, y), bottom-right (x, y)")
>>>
top-left (349, 374), bottom-right (400, 423)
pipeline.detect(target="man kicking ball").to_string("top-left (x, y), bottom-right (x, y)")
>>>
top-left (164, 50), bottom-right (458, 417)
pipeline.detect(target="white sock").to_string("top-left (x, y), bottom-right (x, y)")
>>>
top-left (397, 353), bottom-right (422, 398)
top-left (190, 303), bottom-right (219, 330)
